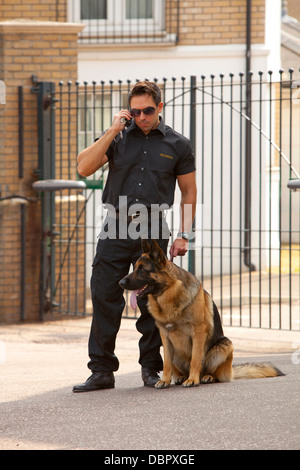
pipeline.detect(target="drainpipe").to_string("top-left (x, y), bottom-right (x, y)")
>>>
top-left (244, 0), bottom-right (256, 271)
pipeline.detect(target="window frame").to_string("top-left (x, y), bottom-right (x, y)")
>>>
top-left (69, 0), bottom-right (165, 40)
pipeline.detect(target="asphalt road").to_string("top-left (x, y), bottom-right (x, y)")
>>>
top-left (0, 318), bottom-right (299, 450)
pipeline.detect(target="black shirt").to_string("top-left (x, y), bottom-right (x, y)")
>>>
top-left (100, 118), bottom-right (195, 210)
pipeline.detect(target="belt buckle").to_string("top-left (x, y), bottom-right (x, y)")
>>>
top-left (131, 212), bottom-right (140, 223)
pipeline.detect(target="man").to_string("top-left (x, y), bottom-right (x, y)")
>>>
top-left (73, 81), bottom-right (196, 391)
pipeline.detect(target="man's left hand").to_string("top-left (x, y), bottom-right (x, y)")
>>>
top-left (169, 238), bottom-right (188, 260)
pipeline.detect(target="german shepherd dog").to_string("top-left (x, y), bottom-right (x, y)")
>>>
top-left (119, 240), bottom-right (284, 388)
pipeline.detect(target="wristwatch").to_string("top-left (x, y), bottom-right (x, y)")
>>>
top-left (177, 231), bottom-right (189, 240)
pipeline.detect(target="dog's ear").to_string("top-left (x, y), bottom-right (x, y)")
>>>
top-left (141, 238), bottom-right (151, 253)
top-left (141, 239), bottom-right (167, 267)
top-left (149, 240), bottom-right (167, 268)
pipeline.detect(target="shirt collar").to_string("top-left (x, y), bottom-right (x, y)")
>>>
top-left (127, 116), bottom-right (166, 136)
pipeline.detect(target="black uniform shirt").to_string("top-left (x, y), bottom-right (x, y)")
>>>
top-left (100, 118), bottom-right (195, 210)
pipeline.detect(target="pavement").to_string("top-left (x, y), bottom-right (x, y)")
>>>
top-left (0, 315), bottom-right (299, 451)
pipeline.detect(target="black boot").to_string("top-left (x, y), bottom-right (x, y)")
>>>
top-left (73, 372), bottom-right (115, 393)
top-left (141, 367), bottom-right (160, 387)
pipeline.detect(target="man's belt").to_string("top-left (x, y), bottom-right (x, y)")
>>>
top-left (113, 210), bottom-right (164, 223)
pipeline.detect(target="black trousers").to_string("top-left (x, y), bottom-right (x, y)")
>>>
top-left (88, 228), bottom-right (169, 373)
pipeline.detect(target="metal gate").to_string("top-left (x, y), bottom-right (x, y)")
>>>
top-left (32, 73), bottom-right (300, 330)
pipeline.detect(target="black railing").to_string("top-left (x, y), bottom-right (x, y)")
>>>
top-left (69, 0), bottom-right (180, 45)
top-left (47, 71), bottom-right (299, 331)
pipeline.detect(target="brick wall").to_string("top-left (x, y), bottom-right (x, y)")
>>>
top-left (287, 0), bottom-right (300, 20)
top-left (0, 0), bottom-right (67, 22)
top-left (0, 203), bottom-right (25, 323)
top-left (1, 0), bottom-right (266, 47)
top-left (0, 20), bottom-right (84, 323)
top-left (177, 0), bottom-right (265, 45)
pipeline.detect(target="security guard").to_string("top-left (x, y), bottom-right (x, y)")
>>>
top-left (73, 81), bottom-right (197, 391)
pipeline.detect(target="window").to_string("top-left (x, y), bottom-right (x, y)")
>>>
top-left (126, 0), bottom-right (153, 19)
top-left (80, 0), bottom-right (107, 20)
top-left (80, 0), bottom-right (155, 21)
top-left (69, 0), bottom-right (166, 43)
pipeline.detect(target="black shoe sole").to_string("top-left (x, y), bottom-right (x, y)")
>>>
top-left (143, 381), bottom-right (159, 388)
top-left (72, 384), bottom-right (115, 393)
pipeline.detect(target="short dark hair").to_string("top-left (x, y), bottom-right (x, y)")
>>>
top-left (128, 81), bottom-right (162, 106)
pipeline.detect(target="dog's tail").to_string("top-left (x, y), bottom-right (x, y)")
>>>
top-left (233, 362), bottom-right (285, 380)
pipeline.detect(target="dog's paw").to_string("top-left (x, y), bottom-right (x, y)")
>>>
top-left (174, 376), bottom-right (187, 385)
top-left (182, 378), bottom-right (200, 387)
top-left (155, 379), bottom-right (171, 389)
top-left (201, 375), bottom-right (215, 384)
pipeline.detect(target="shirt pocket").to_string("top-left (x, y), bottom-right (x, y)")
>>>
top-left (148, 152), bottom-right (176, 174)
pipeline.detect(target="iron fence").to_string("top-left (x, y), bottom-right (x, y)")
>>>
top-left (48, 71), bottom-right (299, 330)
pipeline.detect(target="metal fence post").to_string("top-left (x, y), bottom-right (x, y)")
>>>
top-left (244, 1), bottom-right (256, 271)
top-left (31, 80), bottom-right (56, 320)
top-left (188, 75), bottom-right (196, 275)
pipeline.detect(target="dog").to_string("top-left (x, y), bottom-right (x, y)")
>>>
top-left (119, 240), bottom-right (284, 388)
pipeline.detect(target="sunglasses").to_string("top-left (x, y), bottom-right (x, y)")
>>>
top-left (130, 106), bottom-right (156, 118)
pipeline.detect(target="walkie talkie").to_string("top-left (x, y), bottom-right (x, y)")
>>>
top-left (121, 117), bottom-right (132, 127)
top-left (120, 117), bottom-right (131, 139)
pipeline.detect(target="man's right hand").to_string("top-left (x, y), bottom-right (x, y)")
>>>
top-left (111, 110), bottom-right (132, 134)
